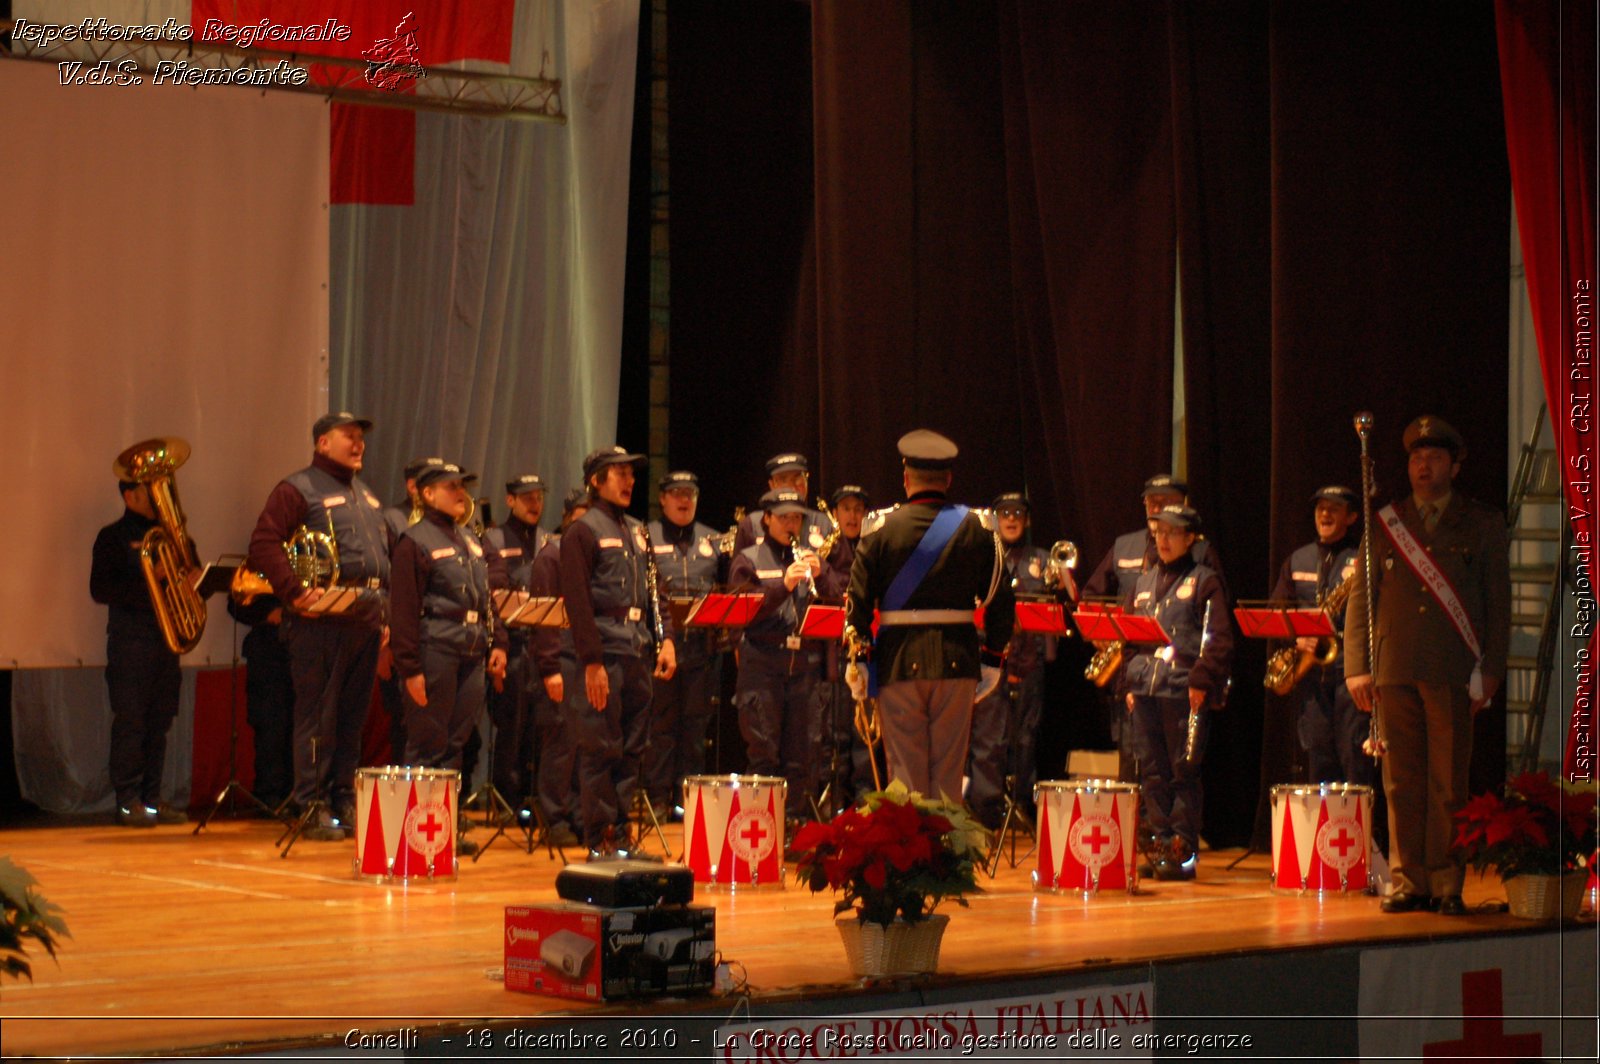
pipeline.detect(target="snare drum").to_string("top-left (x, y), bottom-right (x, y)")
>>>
top-left (1270, 783), bottom-right (1373, 893)
top-left (353, 766), bottom-right (460, 883)
top-left (681, 775), bottom-right (786, 888)
top-left (1033, 779), bottom-right (1140, 894)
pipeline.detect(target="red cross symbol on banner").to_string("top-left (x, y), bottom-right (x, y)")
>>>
top-left (1422, 969), bottom-right (1542, 1061)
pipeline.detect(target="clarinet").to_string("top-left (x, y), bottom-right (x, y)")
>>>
top-left (1184, 600), bottom-right (1211, 763)
top-left (638, 518), bottom-right (668, 663)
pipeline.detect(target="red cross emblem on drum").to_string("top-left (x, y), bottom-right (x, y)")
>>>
top-left (404, 798), bottom-right (452, 861)
top-left (1068, 813), bottom-right (1122, 875)
top-left (728, 806), bottom-right (778, 865)
top-left (1314, 814), bottom-right (1364, 873)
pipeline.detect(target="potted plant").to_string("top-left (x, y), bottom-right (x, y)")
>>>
top-left (790, 781), bottom-right (986, 977)
top-left (1, 857), bottom-right (68, 986)
top-left (1451, 771), bottom-right (1597, 919)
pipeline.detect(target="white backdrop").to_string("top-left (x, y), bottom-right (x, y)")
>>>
top-left (0, 58), bottom-right (328, 669)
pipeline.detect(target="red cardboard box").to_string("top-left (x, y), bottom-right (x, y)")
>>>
top-left (505, 902), bottom-right (715, 1002)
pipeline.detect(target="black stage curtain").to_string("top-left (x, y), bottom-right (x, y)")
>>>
top-left (1268, 1), bottom-right (1509, 808)
top-left (660, 0), bottom-right (1510, 843)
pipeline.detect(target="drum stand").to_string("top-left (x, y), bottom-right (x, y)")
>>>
top-left (194, 612), bottom-right (280, 834)
top-left (812, 679), bottom-right (851, 821)
top-left (984, 774), bottom-right (1037, 877)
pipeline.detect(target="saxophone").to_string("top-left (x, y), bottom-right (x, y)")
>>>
top-left (814, 497), bottom-right (843, 560)
top-left (717, 506), bottom-right (746, 556)
top-left (1263, 571), bottom-right (1355, 695)
top-left (1085, 639), bottom-right (1125, 687)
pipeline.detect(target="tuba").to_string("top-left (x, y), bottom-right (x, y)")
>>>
top-left (1263, 572), bottom-right (1355, 695)
top-left (114, 438), bottom-right (206, 655)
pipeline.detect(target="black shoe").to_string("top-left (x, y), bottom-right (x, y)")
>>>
top-left (1153, 857), bottom-right (1195, 881)
top-left (1380, 891), bottom-right (1432, 913)
top-left (544, 824), bottom-right (580, 848)
top-left (301, 809), bottom-right (347, 842)
top-left (146, 803), bottom-right (188, 825)
top-left (1434, 894), bottom-right (1468, 916)
top-left (116, 804), bottom-right (157, 828)
top-left (334, 800), bottom-right (358, 829)
top-left (456, 835), bottom-right (480, 857)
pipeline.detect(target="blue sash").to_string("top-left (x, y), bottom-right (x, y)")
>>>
top-left (871, 504), bottom-right (968, 694)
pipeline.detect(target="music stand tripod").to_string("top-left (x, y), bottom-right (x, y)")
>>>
top-left (463, 707), bottom-right (533, 861)
top-left (193, 558), bottom-right (279, 833)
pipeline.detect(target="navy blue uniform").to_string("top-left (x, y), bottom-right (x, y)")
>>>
top-left (730, 537), bottom-right (821, 817)
top-left (1269, 536), bottom-right (1375, 788)
top-left (966, 542), bottom-right (1052, 828)
top-left (91, 508), bottom-right (182, 813)
top-left (559, 500), bottom-right (674, 850)
top-left (390, 511), bottom-right (504, 770)
top-left (1119, 557), bottom-right (1233, 858)
top-left (645, 518), bottom-right (723, 809)
top-left (484, 516), bottom-right (550, 804)
top-left (248, 454), bottom-right (391, 817)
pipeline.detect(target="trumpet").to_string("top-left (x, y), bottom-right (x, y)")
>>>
top-left (1045, 539), bottom-right (1079, 592)
top-left (114, 437), bottom-right (205, 655)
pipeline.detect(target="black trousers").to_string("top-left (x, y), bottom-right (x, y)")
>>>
top-left (644, 645), bottom-right (717, 807)
top-left (566, 652), bottom-right (654, 849)
top-left (287, 620), bottom-right (381, 808)
top-left (735, 641), bottom-right (820, 818)
top-left (106, 630), bottom-right (181, 808)
top-left (402, 645), bottom-right (487, 773)
top-left (242, 626), bottom-right (294, 808)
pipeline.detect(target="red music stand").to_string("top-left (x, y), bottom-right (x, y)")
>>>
top-left (1015, 596), bottom-right (1070, 636)
top-left (1072, 609), bottom-right (1170, 646)
top-left (1233, 603), bottom-right (1337, 641)
top-left (685, 591), bottom-right (765, 628)
top-left (799, 602), bottom-right (846, 641)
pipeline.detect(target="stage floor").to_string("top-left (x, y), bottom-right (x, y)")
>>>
top-left (0, 811), bottom-right (1581, 1059)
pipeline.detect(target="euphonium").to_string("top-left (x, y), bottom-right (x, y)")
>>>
top-left (114, 437), bottom-right (205, 655)
top-left (1263, 571), bottom-right (1355, 695)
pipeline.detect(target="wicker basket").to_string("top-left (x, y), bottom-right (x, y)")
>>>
top-left (836, 914), bottom-right (949, 978)
top-left (1504, 873), bottom-right (1587, 920)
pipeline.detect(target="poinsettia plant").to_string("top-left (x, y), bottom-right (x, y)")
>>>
top-left (1, 856), bottom-right (68, 986)
top-left (790, 781), bottom-right (987, 927)
top-left (1451, 771), bottom-right (1598, 881)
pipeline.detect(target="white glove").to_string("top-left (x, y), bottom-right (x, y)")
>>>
top-left (845, 662), bottom-right (868, 702)
top-left (975, 665), bottom-right (1001, 703)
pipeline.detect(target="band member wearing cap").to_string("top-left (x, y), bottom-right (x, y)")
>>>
top-left (526, 488), bottom-right (590, 848)
top-left (645, 471), bottom-right (724, 816)
top-left (732, 452), bottom-right (832, 555)
top-left (729, 488), bottom-right (825, 820)
top-left (1269, 486), bottom-right (1378, 791)
top-left (560, 447), bottom-right (678, 855)
top-left (816, 484), bottom-right (878, 809)
top-left (390, 462), bottom-right (507, 855)
top-left (845, 430), bottom-right (1015, 802)
top-left (378, 456), bottom-right (445, 765)
top-left (1119, 504), bottom-right (1233, 879)
top-left (482, 473), bottom-right (550, 813)
top-left (965, 492), bottom-right (1056, 830)
top-left (249, 412), bottom-right (392, 841)
top-left (91, 476), bottom-right (193, 826)
top-left (1346, 416), bottom-right (1509, 916)
top-left (1082, 474), bottom-right (1226, 782)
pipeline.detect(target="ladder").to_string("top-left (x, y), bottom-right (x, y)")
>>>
top-left (1504, 404), bottom-right (1565, 774)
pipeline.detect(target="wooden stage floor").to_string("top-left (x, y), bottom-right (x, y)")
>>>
top-left (0, 812), bottom-right (1578, 1059)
